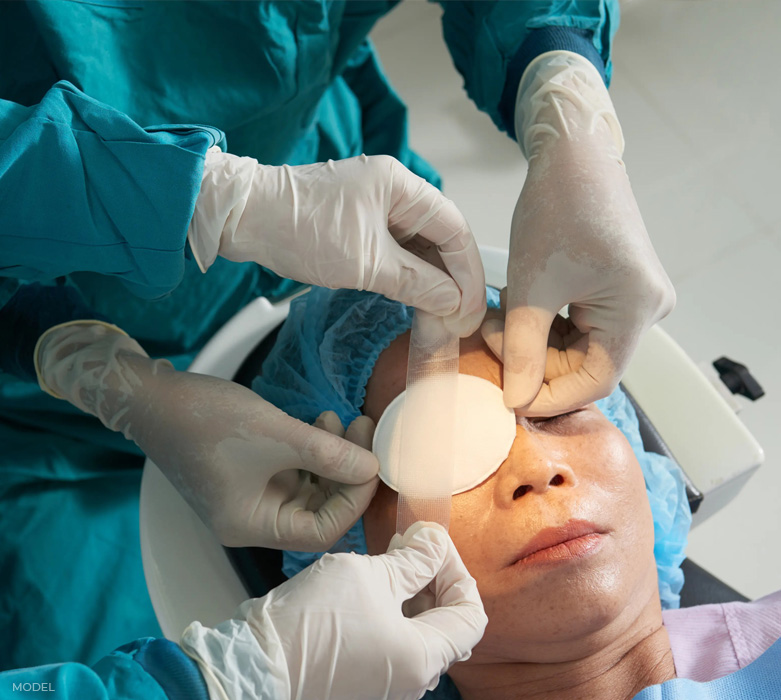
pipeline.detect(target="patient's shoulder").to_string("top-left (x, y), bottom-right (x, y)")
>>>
top-left (724, 589), bottom-right (781, 669)
top-left (662, 590), bottom-right (781, 682)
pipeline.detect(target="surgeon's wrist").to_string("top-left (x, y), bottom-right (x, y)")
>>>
top-left (35, 320), bottom-right (130, 399)
top-left (189, 147), bottom-right (258, 273)
top-left (180, 614), bottom-right (290, 700)
top-left (500, 27), bottom-right (607, 141)
top-left (514, 51), bottom-right (624, 162)
top-left (132, 639), bottom-right (210, 700)
top-left (34, 321), bottom-right (172, 443)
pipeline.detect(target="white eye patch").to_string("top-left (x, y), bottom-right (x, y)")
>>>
top-left (372, 374), bottom-right (517, 495)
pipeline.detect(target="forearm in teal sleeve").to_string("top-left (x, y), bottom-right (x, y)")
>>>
top-left (0, 638), bottom-right (209, 700)
top-left (436, 0), bottom-right (619, 135)
top-left (0, 282), bottom-right (110, 381)
top-left (0, 81), bottom-right (224, 299)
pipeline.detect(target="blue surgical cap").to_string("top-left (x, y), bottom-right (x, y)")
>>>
top-left (253, 287), bottom-right (691, 609)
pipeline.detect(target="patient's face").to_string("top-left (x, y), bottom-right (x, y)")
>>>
top-left (362, 329), bottom-right (658, 664)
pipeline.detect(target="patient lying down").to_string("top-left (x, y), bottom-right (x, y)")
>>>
top-left (255, 286), bottom-right (781, 700)
top-left (361, 327), bottom-right (674, 700)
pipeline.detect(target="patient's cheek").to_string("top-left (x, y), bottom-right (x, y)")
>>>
top-left (445, 487), bottom-right (497, 572)
top-left (363, 483), bottom-right (398, 555)
top-left (363, 483), bottom-right (488, 570)
top-left (594, 425), bottom-right (647, 490)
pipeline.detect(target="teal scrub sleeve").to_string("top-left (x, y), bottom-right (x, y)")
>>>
top-left (0, 282), bottom-right (110, 381)
top-left (0, 81), bottom-right (224, 299)
top-left (0, 278), bottom-right (18, 310)
top-left (0, 638), bottom-right (209, 700)
top-left (436, 1), bottom-right (619, 137)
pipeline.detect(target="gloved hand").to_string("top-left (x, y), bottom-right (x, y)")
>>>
top-left (34, 321), bottom-right (379, 550)
top-left (180, 522), bottom-right (488, 700)
top-left (188, 152), bottom-right (486, 337)
top-left (493, 51), bottom-right (675, 415)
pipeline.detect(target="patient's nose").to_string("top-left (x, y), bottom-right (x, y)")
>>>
top-left (495, 435), bottom-right (577, 506)
top-left (511, 471), bottom-right (568, 500)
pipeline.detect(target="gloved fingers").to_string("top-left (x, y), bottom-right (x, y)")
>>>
top-left (300, 472), bottom-right (329, 513)
top-left (344, 415), bottom-right (376, 451)
top-left (499, 305), bottom-right (557, 409)
top-left (387, 163), bottom-right (468, 250)
top-left (482, 315), bottom-right (588, 385)
top-left (386, 162), bottom-right (486, 337)
top-left (405, 527), bottom-right (487, 667)
top-left (255, 413), bottom-right (377, 548)
top-left (542, 341), bottom-right (588, 383)
top-left (397, 235), bottom-right (486, 337)
top-left (401, 586), bottom-right (437, 620)
top-left (409, 595), bottom-right (487, 671)
top-left (439, 242), bottom-right (487, 338)
top-left (390, 523), bottom-right (481, 613)
top-left (206, 468), bottom-right (298, 548)
top-left (520, 328), bottom-right (625, 416)
top-left (316, 414), bottom-right (375, 497)
top-left (291, 415), bottom-right (379, 484)
top-left (286, 477), bottom-right (380, 551)
top-left (368, 242), bottom-right (462, 318)
top-left (409, 216), bottom-right (485, 337)
top-left (544, 315), bottom-right (588, 381)
top-left (314, 410), bottom-right (346, 438)
top-left (384, 523), bottom-right (456, 601)
top-left (548, 313), bottom-right (582, 348)
top-left (480, 286), bottom-right (507, 355)
top-left (480, 317), bottom-right (504, 361)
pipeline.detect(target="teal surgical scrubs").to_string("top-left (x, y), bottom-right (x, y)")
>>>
top-left (0, 0), bottom-right (618, 679)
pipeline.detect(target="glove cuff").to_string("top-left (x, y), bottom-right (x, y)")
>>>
top-left (180, 614), bottom-right (290, 700)
top-left (34, 320), bottom-right (130, 399)
top-left (514, 51), bottom-right (624, 162)
top-left (34, 320), bottom-right (168, 442)
top-left (188, 147), bottom-right (258, 272)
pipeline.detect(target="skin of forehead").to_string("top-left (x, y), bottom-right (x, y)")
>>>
top-left (363, 327), bottom-right (503, 424)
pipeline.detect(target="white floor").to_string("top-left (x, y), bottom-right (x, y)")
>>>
top-left (372, 0), bottom-right (781, 600)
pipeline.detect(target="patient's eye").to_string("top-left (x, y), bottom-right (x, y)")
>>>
top-left (528, 409), bottom-right (584, 426)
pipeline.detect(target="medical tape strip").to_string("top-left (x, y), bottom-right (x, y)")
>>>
top-left (394, 311), bottom-right (459, 534)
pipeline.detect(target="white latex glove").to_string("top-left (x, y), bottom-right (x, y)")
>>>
top-left (34, 321), bottom-right (379, 550)
top-left (492, 51), bottom-right (675, 415)
top-left (180, 522), bottom-right (488, 700)
top-left (188, 152), bottom-right (486, 337)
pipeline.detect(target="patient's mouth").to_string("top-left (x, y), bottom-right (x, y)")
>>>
top-left (509, 519), bottom-right (605, 567)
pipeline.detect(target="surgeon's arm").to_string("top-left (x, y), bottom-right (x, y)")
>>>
top-left (0, 638), bottom-right (209, 700)
top-left (0, 283), bottom-right (109, 381)
top-left (0, 81), bottom-right (222, 299)
top-left (435, 0), bottom-right (618, 137)
top-left (0, 527), bottom-right (486, 700)
top-left (437, 1), bottom-right (675, 415)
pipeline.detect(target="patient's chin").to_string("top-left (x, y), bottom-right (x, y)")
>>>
top-left (471, 553), bottom-right (659, 662)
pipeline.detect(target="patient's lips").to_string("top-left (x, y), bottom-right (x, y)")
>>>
top-left (509, 519), bottom-right (605, 567)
